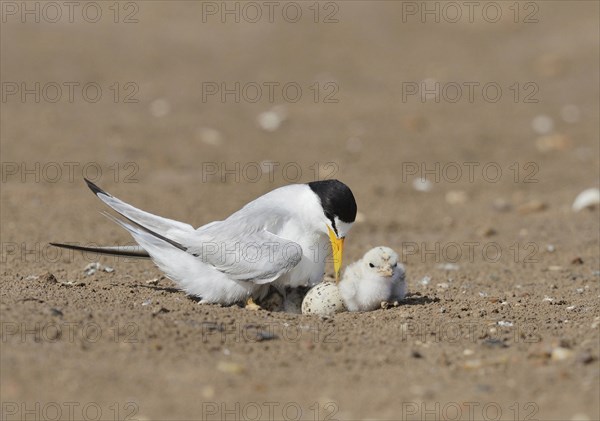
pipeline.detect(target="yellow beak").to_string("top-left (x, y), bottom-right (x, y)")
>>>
top-left (327, 226), bottom-right (344, 283)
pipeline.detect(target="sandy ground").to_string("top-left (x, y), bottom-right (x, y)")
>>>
top-left (1, 1), bottom-right (599, 420)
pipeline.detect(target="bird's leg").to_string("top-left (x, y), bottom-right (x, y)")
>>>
top-left (245, 297), bottom-right (262, 311)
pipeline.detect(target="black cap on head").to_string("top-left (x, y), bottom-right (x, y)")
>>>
top-left (308, 179), bottom-right (357, 224)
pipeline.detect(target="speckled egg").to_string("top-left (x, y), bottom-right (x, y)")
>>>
top-left (301, 282), bottom-right (347, 316)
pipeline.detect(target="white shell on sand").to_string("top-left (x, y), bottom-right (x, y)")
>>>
top-left (572, 188), bottom-right (600, 212)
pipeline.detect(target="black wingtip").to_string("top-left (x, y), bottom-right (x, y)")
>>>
top-left (84, 178), bottom-right (110, 197)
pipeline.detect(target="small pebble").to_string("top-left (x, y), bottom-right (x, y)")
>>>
top-left (577, 353), bottom-right (597, 365)
top-left (517, 200), bottom-right (548, 214)
top-left (50, 308), bottom-right (63, 317)
top-left (149, 98), bottom-right (170, 118)
top-left (551, 347), bottom-right (573, 361)
top-left (476, 226), bottom-right (497, 237)
top-left (535, 133), bottom-right (571, 152)
top-left (445, 190), bottom-right (467, 205)
top-left (492, 198), bottom-right (512, 212)
top-left (216, 361), bottom-right (245, 374)
top-left (412, 178), bottom-right (432, 192)
top-left (533, 53), bottom-right (566, 77)
top-left (571, 257), bottom-right (584, 265)
top-left (531, 114), bottom-right (554, 135)
top-left (202, 386), bottom-right (215, 399)
top-left (463, 359), bottom-right (482, 369)
top-left (436, 263), bottom-right (460, 271)
top-left (84, 262), bottom-right (101, 276)
top-left (252, 329), bottom-right (278, 342)
top-left (196, 127), bottom-right (223, 146)
top-left (483, 338), bottom-right (508, 348)
top-left (257, 106), bottom-right (287, 132)
top-left (355, 211), bottom-right (366, 223)
top-left (410, 350), bottom-right (423, 359)
top-left (60, 281), bottom-right (85, 287)
top-left (419, 276), bottom-right (431, 286)
top-left (402, 115), bottom-right (427, 131)
top-left (84, 262), bottom-right (114, 276)
top-left (560, 104), bottom-right (580, 123)
top-left (152, 306), bottom-right (170, 316)
top-left (346, 137), bottom-right (363, 153)
top-left (43, 273), bottom-right (58, 283)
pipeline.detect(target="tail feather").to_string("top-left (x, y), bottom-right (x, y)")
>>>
top-left (50, 178), bottom-right (197, 259)
top-left (84, 178), bottom-right (195, 243)
top-left (49, 242), bottom-right (150, 258)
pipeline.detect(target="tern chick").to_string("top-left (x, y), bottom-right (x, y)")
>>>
top-left (339, 246), bottom-right (406, 312)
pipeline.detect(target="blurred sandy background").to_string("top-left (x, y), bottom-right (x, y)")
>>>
top-left (1, 1), bottom-right (599, 420)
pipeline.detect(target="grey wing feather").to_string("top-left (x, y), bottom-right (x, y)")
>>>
top-left (186, 229), bottom-right (303, 284)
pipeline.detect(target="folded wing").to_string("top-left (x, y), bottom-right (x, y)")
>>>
top-left (82, 179), bottom-right (303, 285)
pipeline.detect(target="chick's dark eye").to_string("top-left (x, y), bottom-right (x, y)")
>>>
top-left (392, 263), bottom-right (397, 268)
top-left (369, 263), bottom-right (375, 268)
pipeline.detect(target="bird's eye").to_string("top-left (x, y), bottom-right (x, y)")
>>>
top-left (369, 263), bottom-right (375, 268)
top-left (392, 263), bottom-right (397, 268)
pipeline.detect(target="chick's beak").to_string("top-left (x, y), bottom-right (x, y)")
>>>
top-left (327, 226), bottom-right (344, 283)
top-left (378, 265), bottom-right (394, 277)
